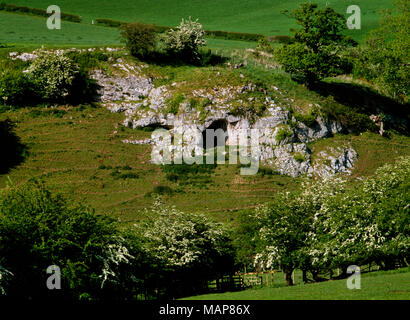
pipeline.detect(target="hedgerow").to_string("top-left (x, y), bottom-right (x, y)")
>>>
top-left (0, 2), bottom-right (81, 23)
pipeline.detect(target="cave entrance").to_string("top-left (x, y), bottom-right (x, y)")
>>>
top-left (202, 119), bottom-right (228, 149)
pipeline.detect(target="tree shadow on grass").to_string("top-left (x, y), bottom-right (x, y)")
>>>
top-left (312, 81), bottom-right (410, 134)
top-left (0, 119), bottom-right (28, 174)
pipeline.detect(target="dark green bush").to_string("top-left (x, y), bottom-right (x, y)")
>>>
top-left (120, 22), bottom-right (157, 59)
top-left (0, 66), bottom-right (35, 106)
top-left (0, 180), bottom-right (118, 299)
top-left (0, 3), bottom-right (81, 22)
top-left (0, 119), bottom-right (27, 174)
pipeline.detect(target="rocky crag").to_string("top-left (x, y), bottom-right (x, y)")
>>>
top-left (91, 60), bottom-right (358, 178)
top-left (8, 48), bottom-right (358, 178)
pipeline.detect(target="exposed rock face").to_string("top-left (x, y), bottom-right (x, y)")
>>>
top-left (309, 147), bottom-right (358, 178)
top-left (92, 68), bottom-right (358, 178)
top-left (294, 117), bottom-right (343, 143)
top-left (90, 70), bottom-right (154, 102)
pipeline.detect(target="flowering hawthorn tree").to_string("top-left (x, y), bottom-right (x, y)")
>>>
top-left (163, 17), bottom-right (206, 62)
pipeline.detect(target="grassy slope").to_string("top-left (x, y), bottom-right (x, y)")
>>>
top-left (1, 103), bottom-right (409, 224)
top-left (0, 46), bottom-right (409, 224)
top-left (3, 0), bottom-right (393, 46)
top-left (0, 1), bottom-right (408, 226)
top-left (0, 104), bottom-right (299, 224)
top-left (309, 132), bottom-right (410, 178)
top-left (182, 268), bottom-right (410, 300)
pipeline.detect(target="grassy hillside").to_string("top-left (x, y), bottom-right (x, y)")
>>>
top-left (1, 41), bottom-right (409, 225)
top-left (0, 0), bottom-right (408, 226)
top-left (0, 103), bottom-right (302, 224)
top-left (3, 0), bottom-right (393, 45)
top-left (182, 268), bottom-right (410, 300)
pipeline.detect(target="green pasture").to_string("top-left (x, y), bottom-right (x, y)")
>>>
top-left (1, 0), bottom-right (394, 47)
top-left (183, 268), bottom-right (410, 300)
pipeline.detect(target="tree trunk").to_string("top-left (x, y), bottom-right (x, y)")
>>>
top-left (284, 268), bottom-right (294, 286)
top-left (302, 270), bottom-right (308, 283)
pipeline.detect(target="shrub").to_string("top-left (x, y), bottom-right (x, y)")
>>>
top-left (0, 180), bottom-right (121, 299)
top-left (256, 37), bottom-right (274, 53)
top-left (137, 197), bottom-right (235, 297)
top-left (120, 22), bottom-right (157, 59)
top-left (0, 3), bottom-right (81, 22)
top-left (0, 119), bottom-right (27, 174)
top-left (162, 17), bottom-right (206, 63)
top-left (0, 66), bottom-right (34, 106)
top-left (27, 51), bottom-right (80, 102)
top-left (351, 0), bottom-right (409, 101)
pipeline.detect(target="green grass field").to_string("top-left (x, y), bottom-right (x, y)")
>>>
top-left (0, 11), bottom-right (258, 49)
top-left (182, 268), bottom-right (410, 300)
top-left (1, 0), bottom-right (394, 46)
top-left (0, 11), bottom-right (122, 46)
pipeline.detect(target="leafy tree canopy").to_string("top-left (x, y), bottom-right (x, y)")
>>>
top-left (277, 2), bottom-right (356, 86)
